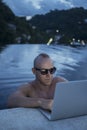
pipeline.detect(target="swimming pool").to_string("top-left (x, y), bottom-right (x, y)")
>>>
top-left (0, 44), bottom-right (87, 80)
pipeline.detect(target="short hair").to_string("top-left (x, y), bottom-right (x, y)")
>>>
top-left (34, 53), bottom-right (50, 67)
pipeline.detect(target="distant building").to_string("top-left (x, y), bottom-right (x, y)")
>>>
top-left (84, 19), bottom-right (87, 23)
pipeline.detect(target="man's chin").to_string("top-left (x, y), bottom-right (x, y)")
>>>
top-left (44, 81), bottom-right (52, 86)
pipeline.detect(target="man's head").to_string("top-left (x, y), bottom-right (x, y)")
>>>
top-left (32, 53), bottom-right (56, 86)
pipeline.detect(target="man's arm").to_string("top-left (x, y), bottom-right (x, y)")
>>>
top-left (57, 76), bottom-right (68, 82)
top-left (7, 87), bottom-right (53, 111)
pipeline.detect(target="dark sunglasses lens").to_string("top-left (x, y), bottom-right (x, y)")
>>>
top-left (50, 67), bottom-right (56, 74)
top-left (41, 67), bottom-right (56, 75)
top-left (35, 67), bottom-right (56, 75)
top-left (40, 70), bottom-right (47, 75)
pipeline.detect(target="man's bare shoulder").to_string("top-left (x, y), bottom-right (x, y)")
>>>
top-left (18, 81), bottom-right (33, 93)
top-left (54, 76), bottom-right (68, 83)
top-left (10, 81), bottom-right (34, 98)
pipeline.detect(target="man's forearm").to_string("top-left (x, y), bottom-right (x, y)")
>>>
top-left (8, 96), bottom-right (53, 110)
top-left (8, 96), bottom-right (42, 108)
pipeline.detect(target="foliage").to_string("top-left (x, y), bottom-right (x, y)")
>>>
top-left (0, 0), bottom-right (43, 46)
top-left (30, 7), bottom-right (87, 44)
top-left (0, 0), bottom-right (87, 46)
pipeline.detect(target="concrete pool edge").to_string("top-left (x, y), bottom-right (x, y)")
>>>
top-left (0, 108), bottom-right (87, 130)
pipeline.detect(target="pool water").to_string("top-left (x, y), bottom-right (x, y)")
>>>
top-left (0, 44), bottom-right (87, 80)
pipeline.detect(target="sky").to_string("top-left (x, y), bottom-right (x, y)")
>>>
top-left (3, 0), bottom-right (87, 18)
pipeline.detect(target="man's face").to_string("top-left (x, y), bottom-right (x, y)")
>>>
top-left (33, 58), bottom-right (55, 86)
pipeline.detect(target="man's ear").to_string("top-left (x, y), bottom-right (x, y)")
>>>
top-left (32, 68), bottom-right (36, 75)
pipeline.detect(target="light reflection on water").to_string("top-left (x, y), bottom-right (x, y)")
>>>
top-left (0, 44), bottom-right (87, 79)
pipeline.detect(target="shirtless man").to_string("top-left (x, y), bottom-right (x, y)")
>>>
top-left (8, 53), bottom-right (67, 111)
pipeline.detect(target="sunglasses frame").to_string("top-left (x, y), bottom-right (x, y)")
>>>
top-left (35, 67), bottom-right (56, 75)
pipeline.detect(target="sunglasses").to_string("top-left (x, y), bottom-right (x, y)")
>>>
top-left (35, 67), bottom-right (56, 75)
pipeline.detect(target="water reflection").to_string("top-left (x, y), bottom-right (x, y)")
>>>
top-left (0, 44), bottom-right (87, 80)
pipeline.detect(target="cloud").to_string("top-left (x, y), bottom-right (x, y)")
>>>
top-left (3, 0), bottom-right (87, 17)
top-left (71, 0), bottom-right (87, 9)
top-left (39, 0), bottom-right (74, 13)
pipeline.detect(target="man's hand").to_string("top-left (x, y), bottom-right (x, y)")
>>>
top-left (39, 98), bottom-right (53, 111)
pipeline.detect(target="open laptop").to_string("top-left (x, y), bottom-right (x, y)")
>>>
top-left (39, 80), bottom-right (87, 120)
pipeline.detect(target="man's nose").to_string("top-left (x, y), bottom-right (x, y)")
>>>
top-left (46, 71), bottom-right (51, 76)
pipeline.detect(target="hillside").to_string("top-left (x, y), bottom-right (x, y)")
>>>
top-left (0, 0), bottom-right (45, 47)
top-left (30, 7), bottom-right (87, 44)
top-left (0, 0), bottom-right (87, 46)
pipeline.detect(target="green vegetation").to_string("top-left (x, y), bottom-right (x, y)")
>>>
top-left (30, 8), bottom-right (87, 44)
top-left (0, 0), bottom-right (87, 47)
top-left (0, 0), bottom-right (45, 47)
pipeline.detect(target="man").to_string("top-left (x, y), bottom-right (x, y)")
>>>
top-left (8, 53), bottom-right (67, 111)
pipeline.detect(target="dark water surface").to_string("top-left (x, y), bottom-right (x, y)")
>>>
top-left (0, 44), bottom-right (87, 81)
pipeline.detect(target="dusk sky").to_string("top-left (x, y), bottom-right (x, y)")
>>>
top-left (3, 0), bottom-right (87, 18)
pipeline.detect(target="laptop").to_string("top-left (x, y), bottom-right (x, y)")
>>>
top-left (39, 80), bottom-right (87, 120)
